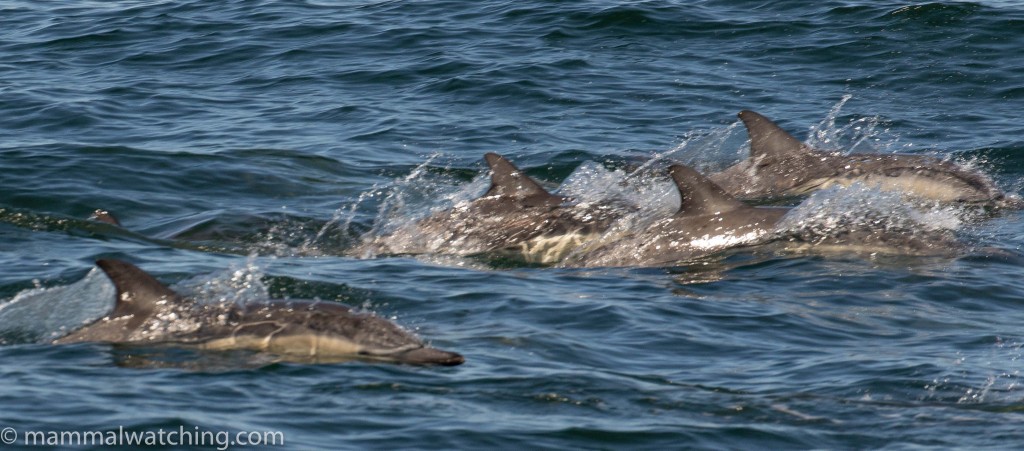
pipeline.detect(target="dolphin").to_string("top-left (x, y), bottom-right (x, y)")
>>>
top-left (564, 164), bottom-right (789, 267)
top-left (354, 153), bottom-right (631, 264)
top-left (90, 209), bottom-right (121, 226)
top-left (708, 110), bottom-right (1014, 206)
top-left (564, 163), bottom-right (960, 268)
top-left (54, 259), bottom-right (465, 366)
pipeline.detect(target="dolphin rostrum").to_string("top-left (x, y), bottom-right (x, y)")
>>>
top-left (564, 163), bottom-right (960, 268)
top-left (708, 110), bottom-right (1014, 206)
top-left (354, 153), bottom-right (631, 264)
top-left (54, 260), bottom-right (465, 366)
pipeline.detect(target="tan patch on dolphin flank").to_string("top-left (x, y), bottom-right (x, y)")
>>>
top-left (518, 232), bottom-right (599, 264)
top-left (803, 172), bottom-right (983, 202)
top-left (201, 333), bottom-right (363, 358)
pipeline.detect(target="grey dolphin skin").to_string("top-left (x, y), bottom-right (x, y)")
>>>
top-left (566, 163), bottom-right (960, 268)
top-left (355, 152), bottom-right (629, 263)
top-left (708, 110), bottom-right (1014, 206)
top-left (54, 260), bottom-right (464, 366)
top-left (89, 209), bottom-right (121, 226)
top-left (567, 164), bottom-right (789, 267)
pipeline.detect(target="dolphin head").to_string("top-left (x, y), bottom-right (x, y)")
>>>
top-left (358, 341), bottom-right (466, 366)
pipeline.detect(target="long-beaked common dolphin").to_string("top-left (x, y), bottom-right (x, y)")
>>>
top-left (564, 163), bottom-right (960, 268)
top-left (54, 260), bottom-right (465, 366)
top-left (565, 164), bottom-right (790, 267)
top-left (354, 153), bottom-right (630, 264)
top-left (708, 110), bottom-right (1015, 206)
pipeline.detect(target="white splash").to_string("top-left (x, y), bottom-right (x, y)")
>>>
top-left (778, 182), bottom-right (964, 236)
top-left (559, 160), bottom-right (678, 216)
top-left (689, 230), bottom-right (768, 251)
top-left (177, 256), bottom-right (270, 306)
top-left (0, 267), bottom-right (115, 343)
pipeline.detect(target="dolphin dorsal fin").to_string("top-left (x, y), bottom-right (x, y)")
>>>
top-left (483, 152), bottom-right (562, 207)
top-left (96, 259), bottom-right (184, 319)
top-left (669, 164), bottom-right (748, 216)
top-left (738, 110), bottom-right (812, 161)
top-left (90, 209), bottom-right (121, 226)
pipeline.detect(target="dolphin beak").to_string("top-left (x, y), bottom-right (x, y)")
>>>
top-left (396, 347), bottom-right (465, 366)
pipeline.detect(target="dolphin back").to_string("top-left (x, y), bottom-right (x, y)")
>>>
top-left (53, 260), bottom-right (185, 344)
top-left (483, 152), bottom-right (563, 208)
top-left (96, 259), bottom-right (183, 319)
top-left (669, 164), bottom-right (749, 216)
top-left (737, 110), bottom-right (812, 161)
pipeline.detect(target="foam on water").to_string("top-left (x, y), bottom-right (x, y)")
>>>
top-left (348, 156), bottom-right (494, 258)
top-left (369, 155), bottom-right (490, 234)
top-left (805, 94), bottom-right (893, 154)
top-left (561, 160), bottom-right (679, 216)
top-left (0, 267), bottom-right (114, 343)
top-left (176, 256), bottom-right (270, 306)
top-left (778, 182), bottom-right (964, 237)
top-left (658, 122), bottom-right (746, 174)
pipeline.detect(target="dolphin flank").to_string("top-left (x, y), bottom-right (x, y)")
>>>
top-left (354, 152), bottom-right (630, 263)
top-left (54, 259), bottom-right (465, 366)
top-left (563, 163), bottom-right (961, 268)
top-left (564, 164), bottom-right (789, 267)
top-left (708, 110), bottom-right (1015, 206)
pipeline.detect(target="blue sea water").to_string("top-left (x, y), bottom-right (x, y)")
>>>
top-left (3, 0), bottom-right (1024, 449)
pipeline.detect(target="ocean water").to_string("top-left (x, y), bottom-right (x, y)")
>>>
top-left (3, 1), bottom-right (1024, 449)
